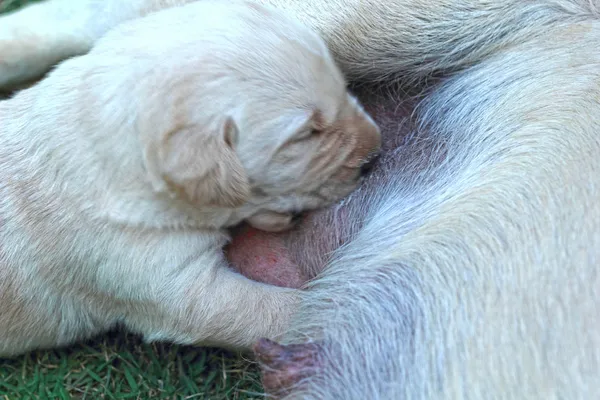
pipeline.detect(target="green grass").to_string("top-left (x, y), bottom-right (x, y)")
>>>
top-left (0, 332), bottom-right (264, 399)
top-left (0, 1), bottom-right (265, 398)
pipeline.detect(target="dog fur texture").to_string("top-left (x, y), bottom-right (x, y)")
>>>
top-left (0, 0), bottom-right (380, 356)
top-left (0, 0), bottom-right (599, 399)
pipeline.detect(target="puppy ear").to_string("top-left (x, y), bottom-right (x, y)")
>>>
top-left (278, 108), bottom-right (326, 143)
top-left (144, 117), bottom-right (251, 208)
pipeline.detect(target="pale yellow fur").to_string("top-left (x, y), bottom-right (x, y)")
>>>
top-left (0, 0), bottom-right (598, 398)
top-left (0, 0), bottom-right (379, 355)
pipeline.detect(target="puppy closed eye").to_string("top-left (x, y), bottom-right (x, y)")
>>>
top-left (286, 109), bottom-right (326, 142)
top-left (295, 128), bottom-right (323, 141)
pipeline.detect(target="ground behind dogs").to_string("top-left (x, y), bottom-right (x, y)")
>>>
top-left (0, 1), bottom-right (264, 398)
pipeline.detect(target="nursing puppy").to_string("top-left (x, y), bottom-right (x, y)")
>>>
top-left (0, 0), bottom-right (380, 356)
top-left (2, 0), bottom-right (599, 399)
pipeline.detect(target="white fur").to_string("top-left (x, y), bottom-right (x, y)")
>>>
top-left (0, 0), bottom-right (379, 355)
top-left (1, 0), bottom-right (599, 398)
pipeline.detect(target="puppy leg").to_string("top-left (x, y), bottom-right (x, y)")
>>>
top-left (125, 262), bottom-right (299, 350)
top-left (0, 0), bottom-right (192, 89)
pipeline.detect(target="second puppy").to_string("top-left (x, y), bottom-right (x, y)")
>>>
top-left (0, 0), bottom-right (380, 356)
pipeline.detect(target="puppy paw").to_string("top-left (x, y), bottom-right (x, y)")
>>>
top-left (246, 211), bottom-right (302, 233)
top-left (0, 21), bottom-right (46, 89)
top-left (0, 11), bottom-right (87, 90)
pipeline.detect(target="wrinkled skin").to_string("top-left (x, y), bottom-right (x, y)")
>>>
top-left (253, 338), bottom-right (323, 397)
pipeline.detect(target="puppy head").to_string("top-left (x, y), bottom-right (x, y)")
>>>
top-left (136, 1), bottom-right (381, 228)
top-left (237, 94), bottom-right (381, 232)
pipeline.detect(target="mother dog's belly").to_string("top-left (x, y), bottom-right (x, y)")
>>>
top-left (226, 224), bottom-right (307, 288)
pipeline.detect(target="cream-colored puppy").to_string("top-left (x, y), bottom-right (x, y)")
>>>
top-left (0, 0), bottom-right (380, 356)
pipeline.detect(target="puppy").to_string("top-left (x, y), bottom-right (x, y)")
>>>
top-left (0, 0), bottom-right (380, 356)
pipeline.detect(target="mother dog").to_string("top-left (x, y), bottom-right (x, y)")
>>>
top-left (1, 0), bottom-right (599, 399)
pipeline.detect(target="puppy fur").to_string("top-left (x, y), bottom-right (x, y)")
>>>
top-left (0, 0), bottom-right (599, 399)
top-left (0, 0), bottom-right (379, 356)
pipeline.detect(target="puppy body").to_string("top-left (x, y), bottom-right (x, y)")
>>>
top-left (0, 0), bottom-right (379, 356)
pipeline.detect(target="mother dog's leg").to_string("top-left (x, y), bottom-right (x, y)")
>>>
top-left (1, 0), bottom-right (595, 89)
top-left (256, 20), bottom-right (600, 399)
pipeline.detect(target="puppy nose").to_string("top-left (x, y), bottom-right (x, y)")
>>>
top-left (290, 212), bottom-right (304, 224)
top-left (360, 155), bottom-right (379, 176)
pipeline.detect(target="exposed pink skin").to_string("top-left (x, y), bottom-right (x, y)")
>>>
top-left (226, 92), bottom-right (415, 392)
top-left (225, 224), bottom-right (308, 288)
top-left (254, 338), bottom-right (323, 397)
top-left (226, 226), bottom-right (321, 395)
